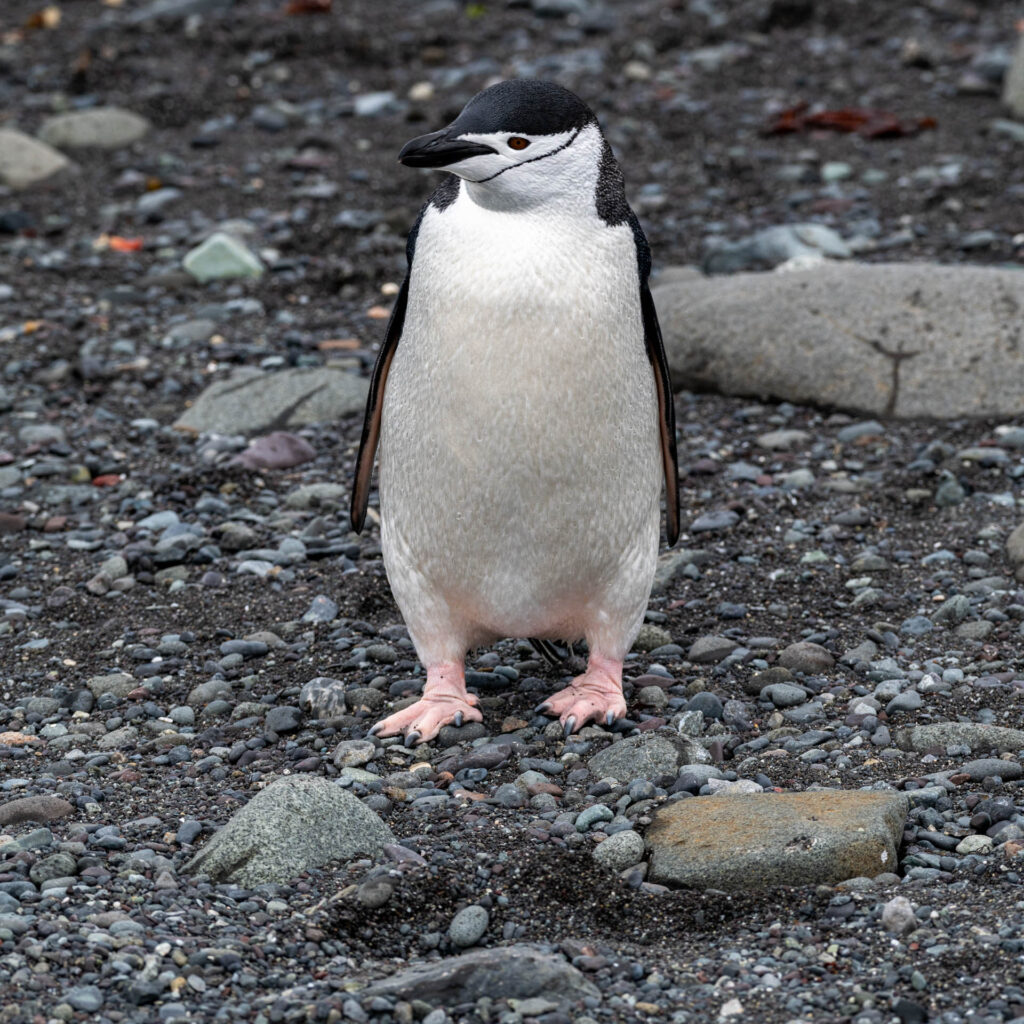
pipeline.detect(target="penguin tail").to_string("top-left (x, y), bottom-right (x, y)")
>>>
top-left (529, 638), bottom-right (575, 667)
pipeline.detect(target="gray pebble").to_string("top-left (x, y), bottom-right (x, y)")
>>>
top-left (593, 830), bottom-right (645, 872)
top-left (448, 905), bottom-right (489, 948)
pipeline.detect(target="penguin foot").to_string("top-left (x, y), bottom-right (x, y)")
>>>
top-left (538, 654), bottom-right (626, 735)
top-left (370, 660), bottom-right (481, 745)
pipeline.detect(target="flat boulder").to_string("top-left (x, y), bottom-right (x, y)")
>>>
top-left (898, 723), bottom-right (1024, 753)
top-left (175, 366), bottom-right (368, 434)
top-left (646, 790), bottom-right (908, 889)
top-left (653, 262), bottom-right (1024, 418)
top-left (361, 944), bottom-right (599, 1005)
top-left (183, 776), bottom-right (393, 886)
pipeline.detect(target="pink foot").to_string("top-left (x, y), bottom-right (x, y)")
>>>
top-left (369, 661), bottom-right (482, 746)
top-left (537, 654), bottom-right (626, 735)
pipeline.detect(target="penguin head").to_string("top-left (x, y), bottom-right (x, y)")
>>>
top-left (399, 80), bottom-right (604, 210)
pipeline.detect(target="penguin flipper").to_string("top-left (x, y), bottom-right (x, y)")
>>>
top-left (350, 275), bottom-right (409, 533)
top-left (640, 280), bottom-right (680, 546)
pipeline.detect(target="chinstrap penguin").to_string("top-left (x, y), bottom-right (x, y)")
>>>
top-left (351, 79), bottom-right (679, 745)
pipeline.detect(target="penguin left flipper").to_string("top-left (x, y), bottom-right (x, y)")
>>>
top-left (640, 276), bottom-right (680, 547)
top-left (627, 207), bottom-right (679, 547)
top-left (350, 275), bottom-right (409, 534)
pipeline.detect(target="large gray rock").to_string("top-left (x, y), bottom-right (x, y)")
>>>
top-left (898, 723), bottom-right (1024, 753)
top-left (654, 262), bottom-right (1024, 418)
top-left (0, 129), bottom-right (70, 189)
top-left (1004, 32), bottom-right (1024, 118)
top-left (361, 945), bottom-right (599, 1005)
top-left (1007, 521), bottom-right (1024, 581)
top-left (39, 107), bottom-right (150, 150)
top-left (184, 776), bottom-right (393, 886)
top-left (646, 790), bottom-right (908, 889)
top-left (587, 733), bottom-right (708, 784)
top-left (175, 367), bottom-right (368, 434)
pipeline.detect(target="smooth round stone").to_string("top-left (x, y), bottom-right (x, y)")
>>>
top-left (448, 905), bottom-right (489, 948)
top-left (29, 852), bottom-right (77, 884)
top-left (66, 986), bottom-right (104, 1012)
top-left (264, 706), bottom-right (302, 733)
top-left (958, 758), bottom-right (1023, 781)
top-left (637, 685), bottom-right (669, 709)
top-left (176, 820), bottom-right (202, 845)
top-left (357, 878), bottom-right (394, 908)
top-left (675, 764), bottom-right (724, 787)
top-left (592, 830), bottom-right (645, 871)
top-left (333, 740), bottom-right (376, 768)
top-left (901, 616), bottom-right (934, 637)
top-left (687, 692), bottom-right (723, 720)
top-left (956, 834), bottom-right (994, 855)
top-left (760, 683), bottom-right (808, 708)
top-left (886, 691), bottom-right (923, 714)
top-left (576, 804), bottom-right (614, 832)
top-left (777, 641), bottom-right (834, 674)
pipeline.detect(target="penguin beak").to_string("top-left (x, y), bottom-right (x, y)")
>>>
top-left (398, 128), bottom-right (497, 168)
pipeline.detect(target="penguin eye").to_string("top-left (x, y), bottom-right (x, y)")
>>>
top-left (507, 136), bottom-right (531, 151)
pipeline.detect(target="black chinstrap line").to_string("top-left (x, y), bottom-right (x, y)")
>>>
top-left (470, 125), bottom-right (586, 183)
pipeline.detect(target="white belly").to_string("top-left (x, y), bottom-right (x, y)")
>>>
top-left (378, 197), bottom-right (662, 659)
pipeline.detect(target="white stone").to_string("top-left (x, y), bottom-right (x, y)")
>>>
top-left (183, 232), bottom-right (264, 282)
top-left (38, 107), bottom-right (150, 150)
top-left (0, 129), bottom-right (70, 189)
top-left (956, 834), bottom-right (994, 855)
top-left (881, 895), bottom-right (917, 935)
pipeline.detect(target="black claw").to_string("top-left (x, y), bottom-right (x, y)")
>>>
top-left (404, 731), bottom-right (421, 747)
top-left (535, 702), bottom-right (551, 715)
top-left (563, 716), bottom-right (576, 737)
top-left (454, 711), bottom-right (464, 727)
top-left (605, 711), bottom-right (616, 726)
top-left (367, 722), bottom-right (382, 736)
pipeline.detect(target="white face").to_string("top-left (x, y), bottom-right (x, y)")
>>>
top-left (439, 128), bottom-right (580, 183)
top-left (445, 124), bottom-right (603, 213)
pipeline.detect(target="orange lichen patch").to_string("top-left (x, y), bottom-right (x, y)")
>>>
top-left (0, 732), bottom-right (41, 745)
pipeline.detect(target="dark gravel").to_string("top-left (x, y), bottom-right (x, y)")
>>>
top-left (2, 1), bottom-right (1024, 1023)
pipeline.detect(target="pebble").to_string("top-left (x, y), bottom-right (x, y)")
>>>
top-left (183, 232), bottom-right (264, 282)
top-left (592, 830), bottom-right (645, 871)
top-left (65, 986), bottom-right (104, 1012)
top-left (778, 642), bottom-right (834, 674)
top-left (881, 896), bottom-right (917, 935)
top-left (448, 905), bottom-right (489, 948)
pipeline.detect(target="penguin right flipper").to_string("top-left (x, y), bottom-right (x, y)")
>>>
top-left (351, 178), bottom-right (460, 534)
top-left (350, 274), bottom-right (409, 534)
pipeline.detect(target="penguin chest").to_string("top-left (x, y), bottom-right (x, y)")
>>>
top-left (386, 202), bottom-right (657, 476)
top-left (378, 201), bottom-right (661, 632)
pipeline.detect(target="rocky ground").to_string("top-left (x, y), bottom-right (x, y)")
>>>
top-left (3, 0), bottom-right (1024, 1022)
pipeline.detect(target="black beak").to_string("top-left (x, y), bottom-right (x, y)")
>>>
top-left (398, 128), bottom-right (496, 168)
